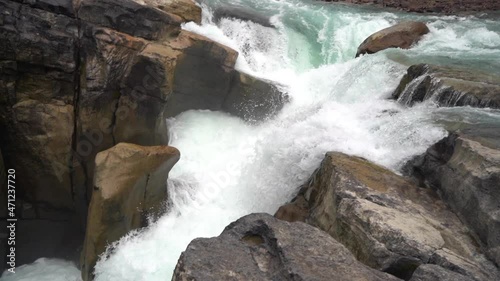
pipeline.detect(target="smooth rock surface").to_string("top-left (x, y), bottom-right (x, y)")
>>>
top-left (276, 152), bottom-right (499, 280)
top-left (81, 143), bottom-right (180, 281)
top-left (173, 213), bottom-right (401, 281)
top-left (393, 64), bottom-right (500, 109)
top-left (404, 127), bottom-right (500, 267)
top-left (356, 21), bottom-right (429, 57)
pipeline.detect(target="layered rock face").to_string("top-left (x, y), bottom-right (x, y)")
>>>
top-left (323, 0), bottom-right (500, 13)
top-left (81, 143), bottom-right (180, 281)
top-left (356, 21), bottom-right (430, 57)
top-left (0, 0), bottom-right (286, 268)
top-left (276, 152), bottom-right (499, 280)
top-left (404, 127), bottom-right (500, 267)
top-left (393, 64), bottom-right (500, 109)
top-left (173, 213), bottom-right (400, 281)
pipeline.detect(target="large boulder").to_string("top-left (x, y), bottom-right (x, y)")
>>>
top-left (276, 152), bottom-right (499, 280)
top-left (355, 21), bottom-right (429, 57)
top-left (173, 213), bottom-right (400, 281)
top-left (142, 0), bottom-right (202, 24)
top-left (392, 64), bottom-right (500, 109)
top-left (81, 143), bottom-right (180, 281)
top-left (404, 127), bottom-right (500, 267)
top-left (323, 0), bottom-right (500, 13)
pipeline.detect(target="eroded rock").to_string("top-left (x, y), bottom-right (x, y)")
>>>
top-left (393, 64), bottom-right (500, 109)
top-left (356, 21), bottom-right (429, 57)
top-left (404, 127), bottom-right (500, 267)
top-left (173, 213), bottom-right (400, 281)
top-left (81, 143), bottom-right (180, 281)
top-left (276, 152), bottom-right (499, 280)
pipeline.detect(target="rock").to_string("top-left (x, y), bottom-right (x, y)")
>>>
top-left (81, 143), bottom-right (180, 281)
top-left (323, 0), bottom-right (500, 13)
top-left (276, 152), bottom-right (499, 280)
top-left (410, 264), bottom-right (474, 281)
top-left (222, 72), bottom-right (287, 122)
top-left (165, 31), bottom-right (287, 121)
top-left (76, 0), bottom-right (183, 41)
top-left (356, 21), bottom-right (429, 57)
top-left (403, 127), bottom-right (500, 267)
top-left (173, 213), bottom-right (400, 281)
top-left (392, 64), bottom-right (500, 109)
top-left (213, 5), bottom-right (275, 28)
top-left (145, 0), bottom-right (202, 24)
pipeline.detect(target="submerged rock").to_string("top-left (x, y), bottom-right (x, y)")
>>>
top-left (213, 5), bottom-right (275, 28)
top-left (276, 152), bottom-right (499, 280)
top-left (173, 213), bottom-right (400, 281)
top-left (81, 143), bottom-right (180, 281)
top-left (404, 127), bottom-right (500, 267)
top-left (355, 21), bottom-right (429, 57)
top-left (393, 64), bottom-right (500, 109)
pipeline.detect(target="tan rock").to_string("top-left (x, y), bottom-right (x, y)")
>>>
top-left (81, 143), bottom-right (180, 281)
top-left (356, 21), bottom-right (429, 57)
top-left (276, 152), bottom-right (499, 280)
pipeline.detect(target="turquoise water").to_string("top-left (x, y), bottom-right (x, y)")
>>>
top-left (3, 1), bottom-right (500, 280)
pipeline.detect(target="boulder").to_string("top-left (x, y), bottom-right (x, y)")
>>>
top-left (144, 0), bottom-right (202, 24)
top-left (323, 0), bottom-right (500, 13)
top-left (173, 213), bottom-right (400, 281)
top-left (404, 127), bottom-right (500, 267)
top-left (276, 152), bottom-right (499, 280)
top-left (392, 64), bottom-right (500, 109)
top-left (81, 143), bottom-right (180, 281)
top-left (355, 21), bottom-right (429, 57)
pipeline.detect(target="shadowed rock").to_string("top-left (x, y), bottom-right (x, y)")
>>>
top-left (173, 213), bottom-right (400, 281)
top-left (393, 64), bottom-right (500, 109)
top-left (404, 127), bottom-right (500, 267)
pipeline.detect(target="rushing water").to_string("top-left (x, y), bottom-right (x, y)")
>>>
top-left (3, 0), bottom-right (500, 280)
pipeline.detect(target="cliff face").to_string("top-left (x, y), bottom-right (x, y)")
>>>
top-left (0, 0), bottom-right (286, 268)
top-left (323, 0), bottom-right (500, 13)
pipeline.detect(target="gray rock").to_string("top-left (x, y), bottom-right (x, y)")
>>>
top-left (213, 5), bottom-right (275, 28)
top-left (393, 64), bottom-right (500, 109)
top-left (404, 128), bottom-right (500, 267)
top-left (356, 21), bottom-right (429, 57)
top-left (410, 264), bottom-right (474, 281)
top-left (276, 152), bottom-right (500, 280)
top-left (173, 213), bottom-right (400, 281)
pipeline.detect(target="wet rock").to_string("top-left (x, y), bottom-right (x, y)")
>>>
top-left (392, 64), bottom-right (500, 109)
top-left (213, 5), bottom-right (275, 28)
top-left (76, 0), bottom-right (183, 41)
top-left (146, 0), bottom-right (202, 24)
top-left (81, 143), bottom-right (180, 281)
top-left (404, 127), bottom-right (500, 267)
top-left (356, 21), bottom-right (429, 57)
top-left (276, 152), bottom-right (499, 280)
top-left (173, 213), bottom-right (400, 281)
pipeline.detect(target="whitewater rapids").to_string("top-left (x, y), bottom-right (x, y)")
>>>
top-left (3, 0), bottom-right (500, 280)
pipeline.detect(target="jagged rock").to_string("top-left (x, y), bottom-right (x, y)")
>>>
top-left (323, 0), bottom-right (500, 13)
top-left (276, 152), bottom-right (499, 280)
top-left (392, 64), bottom-right (500, 109)
top-left (173, 213), bottom-right (400, 281)
top-left (77, 0), bottom-right (183, 41)
top-left (403, 127), bottom-right (500, 267)
top-left (410, 264), bottom-right (474, 281)
top-left (81, 143), bottom-right (180, 281)
top-left (356, 21), bottom-right (429, 57)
